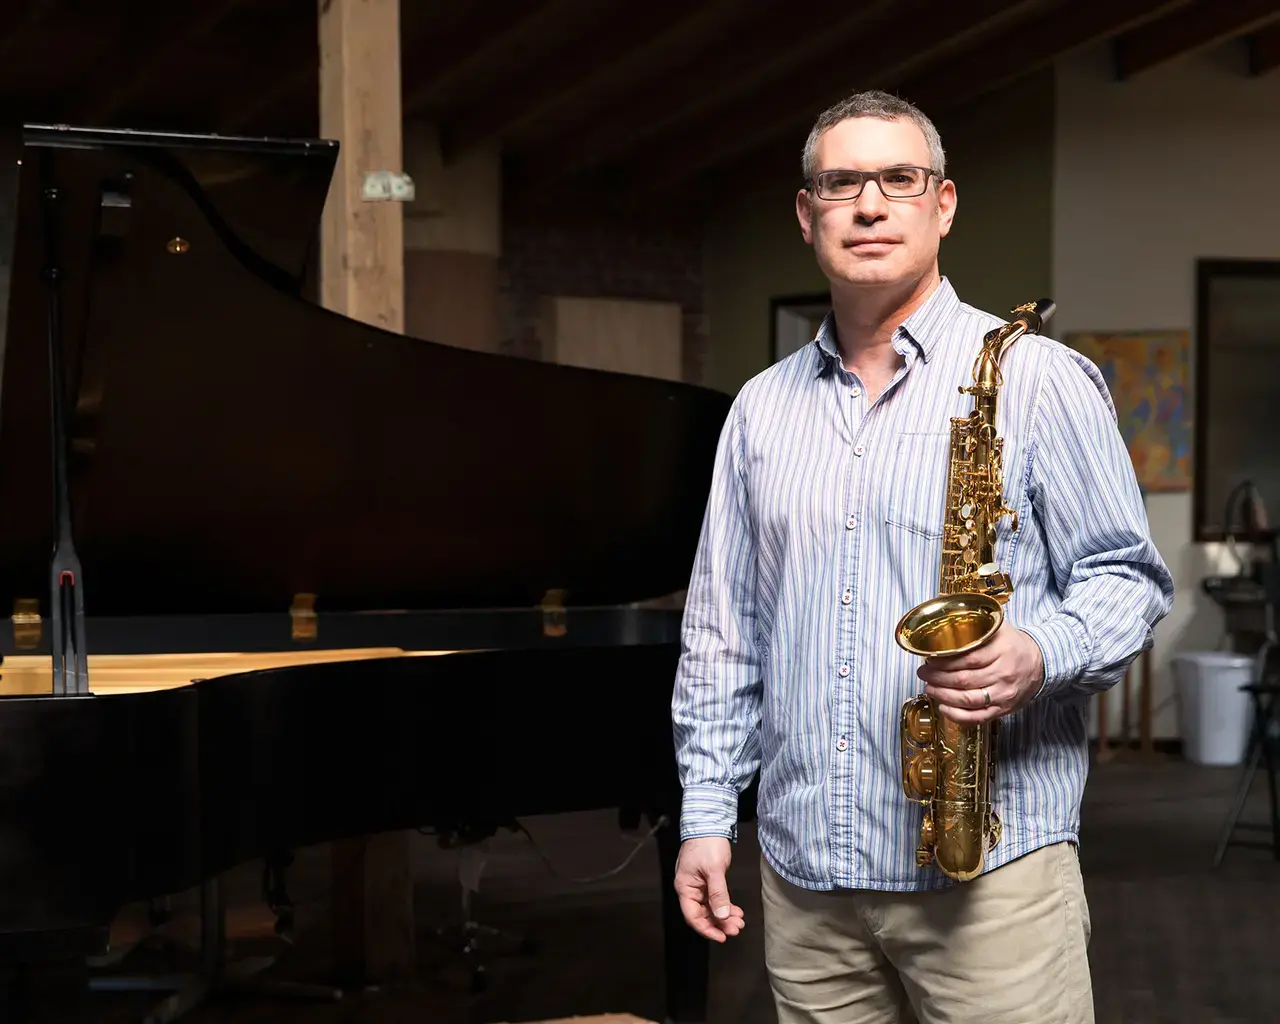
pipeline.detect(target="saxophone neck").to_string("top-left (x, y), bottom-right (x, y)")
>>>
top-left (970, 297), bottom-right (1056, 391)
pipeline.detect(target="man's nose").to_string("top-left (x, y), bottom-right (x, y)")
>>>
top-left (855, 178), bottom-right (888, 217)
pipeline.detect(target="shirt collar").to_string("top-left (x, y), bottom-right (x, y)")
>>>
top-left (810, 276), bottom-right (960, 377)
top-left (898, 276), bottom-right (959, 363)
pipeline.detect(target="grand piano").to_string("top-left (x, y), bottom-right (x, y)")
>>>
top-left (0, 124), bottom-right (737, 1021)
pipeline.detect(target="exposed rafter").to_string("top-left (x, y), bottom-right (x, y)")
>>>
top-left (617, 0), bottom-right (1053, 196)
top-left (401, 0), bottom-right (590, 116)
top-left (509, 0), bottom-right (911, 189)
top-left (1113, 0), bottom-right (1280, 80)
top-left (78, 0), bottom-right (251, 125)
top-left (900, 0), bottom-right (1187, 110)
top-left (0, 0), bottom-right (1272, 194)
top-left (439, 0), bottom-right (723, 163)
top-left (1247, 21), bottom-right (1280, 75)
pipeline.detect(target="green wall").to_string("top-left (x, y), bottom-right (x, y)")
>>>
top-left (700, 70), bottom-right (1055, 396)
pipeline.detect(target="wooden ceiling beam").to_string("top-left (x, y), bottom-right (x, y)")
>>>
top-left (402, 0), bottom-right (593, 116)
top-left (217, 0), bottom-right (524, 136)
top-left (896, 0), bottom-right (1186, 114)
top-left (438, 0), bottom-right (728, 163)
top-left (620, 0), bottom-right (1052, 197)
top-left (632, 0), bottom-right (1189, 199)
top-left (488, 0), bottom-right (844, 175)
top-left (1113, 0), bottom-right (1280, 79)
top-left (1248, 22), bottom-right (1280, 75)
top-left (78, 0), bottom-right (252, 124)
top-left (512, 0), bottom-right (987, 190)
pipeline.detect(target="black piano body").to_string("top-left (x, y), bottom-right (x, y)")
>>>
top-left (0, 123), bottom-right (742, 1020)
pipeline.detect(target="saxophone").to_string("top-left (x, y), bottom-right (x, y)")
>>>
top-left (894, 297), bottom-right (1055, 882)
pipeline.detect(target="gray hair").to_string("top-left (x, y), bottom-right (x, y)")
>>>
top-left (801, 90), bottom-right (946, 185)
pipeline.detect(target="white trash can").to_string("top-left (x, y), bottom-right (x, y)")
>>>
top-left (1172, 652), bottom-right (1255, 767)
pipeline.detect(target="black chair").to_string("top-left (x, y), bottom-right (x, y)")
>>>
top-left (1213, 678), bottom-right (1280, 866)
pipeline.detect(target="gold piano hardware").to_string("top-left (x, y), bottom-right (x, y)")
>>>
top-left (12, 599), bottom-right (41, 651)
top-left (166, 236), bottom-right (190, 255)
top-left (540, 589), bottom-right (568, 638)
top-left (291, 593), bottom-right (318, 642)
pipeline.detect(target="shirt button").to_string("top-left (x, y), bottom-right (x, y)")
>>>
top-left (841, 589), bottom-right (852, 605)
top-left (850, 386), bottom-right (862, 397)
top-left (836, 737), bottom-right (848, 752)
top-left (838, 664), bottom-right (850, 677)
top-left (846, 515), bottom-right (857, 529)
top-left (854, 443), bottom-right (865, 456)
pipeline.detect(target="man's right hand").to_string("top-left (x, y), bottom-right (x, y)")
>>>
top-left (673, 836), bottom-right (744, 943)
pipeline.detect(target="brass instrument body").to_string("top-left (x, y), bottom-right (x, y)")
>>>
top-left (895, 299), bottom-right (1055, 882)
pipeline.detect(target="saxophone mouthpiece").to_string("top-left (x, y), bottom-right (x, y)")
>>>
top-left (1013, 298), bottom-right (1056, 335)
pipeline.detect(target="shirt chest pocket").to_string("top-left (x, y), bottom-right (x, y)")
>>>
top-left (883, 432), bottom-right (951, 540)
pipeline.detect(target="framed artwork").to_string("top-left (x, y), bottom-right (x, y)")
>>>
top-left (1064, 329), bottom-right (1191, 494)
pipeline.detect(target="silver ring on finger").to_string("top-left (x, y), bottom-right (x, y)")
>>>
top-left (983, 688), bottom-right (991, 707)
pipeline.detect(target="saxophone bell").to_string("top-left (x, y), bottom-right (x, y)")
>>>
top-left (894, 591), bottom-right (1004, 659)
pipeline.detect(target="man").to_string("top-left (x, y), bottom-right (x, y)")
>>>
top-left (669, 89), bottom-right (1174, 1023)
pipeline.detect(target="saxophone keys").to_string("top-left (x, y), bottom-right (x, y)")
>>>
top-left (978, 562), bottom-right (999, 577)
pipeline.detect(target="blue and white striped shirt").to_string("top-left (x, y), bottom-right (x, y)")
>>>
top-left (671, 277), bottom-right (1174, 892)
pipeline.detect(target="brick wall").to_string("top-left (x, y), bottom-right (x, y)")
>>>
top-left (498, 184), bottom-right (708, 385)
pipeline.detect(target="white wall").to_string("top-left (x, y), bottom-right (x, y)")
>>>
top-left (1053, 42), bottom-right (1280, 737)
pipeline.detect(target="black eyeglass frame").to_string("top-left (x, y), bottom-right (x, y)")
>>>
top-left (806, 165), bottom-right (942, 201)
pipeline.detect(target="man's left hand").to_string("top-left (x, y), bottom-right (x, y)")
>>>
top-left (918, 623), bottom-right (1045, 723)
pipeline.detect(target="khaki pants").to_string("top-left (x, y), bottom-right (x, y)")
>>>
top-left (760, 842), bottom-right (1093, 1024)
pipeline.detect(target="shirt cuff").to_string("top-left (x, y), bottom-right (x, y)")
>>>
top-left (680, 783), bottom-right (740, 842)
top-left (1021, 615), bottom-right (1089, 698)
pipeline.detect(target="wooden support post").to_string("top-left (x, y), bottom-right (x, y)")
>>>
top-left (317, 0), bottom-right (414, 985)
top-left (319, 0), bottom-right (405, 333)
top-left (1097, 685), bottom-right (1112, 762)
top-left (1139, 647), bottom-right (1153, 757)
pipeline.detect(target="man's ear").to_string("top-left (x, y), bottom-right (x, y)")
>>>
top-left (796, 189), bottom-right (815, 245)
top-left (936, 179), bottom-right (957, 239)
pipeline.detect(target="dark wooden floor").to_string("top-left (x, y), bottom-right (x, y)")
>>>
top-left (8, 754), bottom-right (1279, 1024)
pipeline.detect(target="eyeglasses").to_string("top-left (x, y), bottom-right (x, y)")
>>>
top-left (810, 165), bottom-right (938, 201)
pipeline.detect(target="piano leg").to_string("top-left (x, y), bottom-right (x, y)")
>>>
top-left (89, 874), bottom-right (343, 1021)
top-left (655, 813), bottom-right (709, 1024)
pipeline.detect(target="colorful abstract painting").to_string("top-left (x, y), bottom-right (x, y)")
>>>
top-left (1064, 330), bottom-right (1191, 493)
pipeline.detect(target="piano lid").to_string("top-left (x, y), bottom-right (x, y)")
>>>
top-left (0, 124), bottom-right (732, 619)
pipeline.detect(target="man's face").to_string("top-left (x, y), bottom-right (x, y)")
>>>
top-left (796, 116), bottom-right (956, 292)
